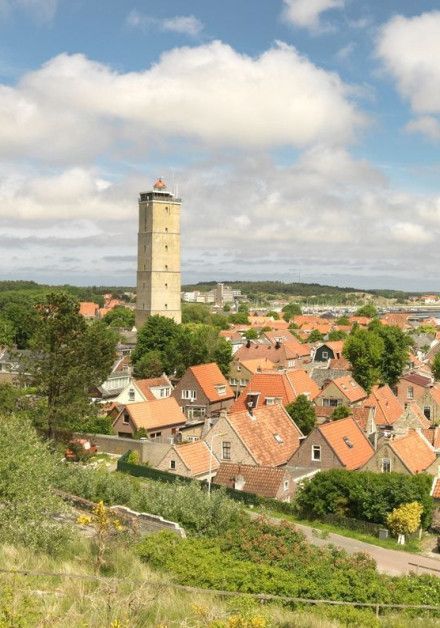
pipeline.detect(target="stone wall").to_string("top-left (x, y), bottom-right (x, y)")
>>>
top-left (75, 433), bottom-right (170, 465)
top-left (57, 490), bottom-right (186, 538)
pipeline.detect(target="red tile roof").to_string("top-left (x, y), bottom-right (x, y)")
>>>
top-left (120, 397), bottom-right (185, 431)
top-left (135, 376), bottom-right (171, 401)
top-left (214, 463), bottom-right (288, 498)
top-left (363, 385), bottom-right (403, 426)
top-left (231, 373), bottom-right (295, 412)
top-left (174, 441), bottom-right (219, 476)
top-left (390, 430), bottom-right (436, 474)
top-left (189, 363), bottom-right (234, 403)
top-left (235, 341), bottom-right (301, 365)
top-left (79, 301), bottom-right (99, 317)
top-left (285, 370), bottom-right (320, 400)
top-left (322, 375), bottom-right (367, 404)
top-left (401, 373), bottom-right (432, 388)
top-left (422, 427), bottom-right (440, 450)
top-left (319, 417), bottom-right (374, 470)
top-left (228, 404), bottom-right (303, 466)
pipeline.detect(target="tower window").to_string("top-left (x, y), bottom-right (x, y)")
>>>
top-left (165, 227), bottom-right (168, 232)
top-left (165, 283), bottom-right (168, 289)
top-left (165, 304), bottom-right (168, 309)
top-left (166, 206), bottom-right (170, 214)
top-left (165, 265), bottom-right (168, 270)
top-left (165, 245), bottom-right (168, 251)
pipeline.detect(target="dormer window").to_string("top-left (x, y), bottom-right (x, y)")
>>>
top-left (343, 436), bottom-right (353, 448)
top-left (215, 384), bottom-right (226, 396)
top-left (128, 388), bottom-right (135, 402)
top-left (274, 433), bottom-right (284, 444)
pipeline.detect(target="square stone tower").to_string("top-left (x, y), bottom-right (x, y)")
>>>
top-left (135, 178), bottom-right (182, 329)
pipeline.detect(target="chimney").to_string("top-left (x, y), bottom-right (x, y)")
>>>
top-left (275, 341), bottom-right (281, 350)
top-left (246, 340), bottom-right (251, 348)
top-left (234, 474), bottom-right (246, 491)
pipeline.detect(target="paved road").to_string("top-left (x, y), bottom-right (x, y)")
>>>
top-left (251, 513), bottom-right (440, 577)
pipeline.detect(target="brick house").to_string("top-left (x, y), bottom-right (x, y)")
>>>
top-left (228, 357), bottom-right (276, 397)
top-left (315, 375), bottom-right (367, 408)
top-left (204, 404), bottom-right (304, 467)
top-left (156, 441), bottom-right (219, 480)
top-left (172, 362), bottom-right (234, 421)
top-left (231, 370), bottom-right (320, 413)
top-left (363, 430), bottom-right (439, 475)
top-left (362, 385), bottom-right (404, 428)
top-left (234, 340), bottom-right (308, 370)
top-left (213, 463), bottom-right (297, 502)
top-left (289, 417), bottom-right (374, 471)
top-left (112, 397), bottom-right (186, 439)
top-left (394, 373), bottom-right (432, 409)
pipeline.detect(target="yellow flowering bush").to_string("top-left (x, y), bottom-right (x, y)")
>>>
top-left (386, 501), bottom-right (423, 537)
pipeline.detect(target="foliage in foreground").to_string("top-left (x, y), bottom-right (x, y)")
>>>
top-left (137, 519), bottom-right (440, 613)
top-left (0, 414), bottom-right (68, 553)
top-left (55, 466), bottom-right (244, 536)
top-left (295, 469), bottom-right (433, 529)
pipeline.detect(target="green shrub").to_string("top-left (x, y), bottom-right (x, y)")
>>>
top-left (54, 466), bottom-right (244, 536)
top-left (126, 450), bottom-right (140, 465)
top-left (295, 469), bottom-right (433, 528)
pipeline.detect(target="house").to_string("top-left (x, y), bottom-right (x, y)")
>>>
top-left (395, 373), bottom-right (434, 412)
top-left (379, 313), bottom-right (411, 330)
top-left (362, 385), bottom-right (404, 427)
top-left (228, 357), bottom-right (276, 397)
top-left (234, 340), bottom-right (303, 370)
top-left (231, 370), bottom-right (320, 413)
top-left (115, 374), bottom-right (173, 404)
top-left (204, 404), bottom-right (304, 467)
top-left (314, 341), bottom-right (344, 363)
top-left (392, 403), bottom-right (431, 434)
top-left (289, 417), bottom-right (374, 471)
top-left (363, 430), bottom-right (438, 475)
top-left (112, 397), bottom-right (186, 439)
top-left (315, 375), bottom-right (367, 408)
top-left (92, 355), bottom-right (132, 400)
top-left (423, 427), bottom-right (440, 452)
top-left (156, 441), bottom-right (219, 480)
top-left (79, 302), bottom-right (99, 319)
top-left (417, 384), bottom-right (440, 423)
top-left (213, 463), bottom-right (297, 501)
top-left (172, 362), bottom-right (234, 421)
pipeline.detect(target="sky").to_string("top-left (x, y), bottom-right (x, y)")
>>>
top-left (1, 1), bottom-right (440, 290)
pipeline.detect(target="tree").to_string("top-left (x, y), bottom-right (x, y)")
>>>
top-left (77, 500), bottom-right (123, 572)
top-left (27, 292), bottom-right (117, 437)
top-left (282, 302), bottom-right (302, 322)
top-left (432, 353), bottom-right (440, 381)
top-left (103, 306), bottom-right (135, 329)
top-left (336, 315), bottom-right (350, 326)
top-left (134, 350), bottom-right (164, 378)
top-left (266, 310), bottom-right (279, 320)
top-left (386, 501), bottom-right (423, 543)
top-left (331, 405), bottom-right (351, 420)
top-left (356, 304), bottom-right (377, 318)
top-left (132, 315), bottom-right (180, 372)
top-left (308, 330), bottom-right (324, 343)
top-left (182, 303), bottom-right (211, 325)
top-left (0, 317), bottom-right (14, 346)
top-left (377, 325), bottom-right (411, 387)
top-left (0, 414), bottom-right (66, 552)
top-left (285, 395), bottom-right (316, 435)
top-left (343, 327), bottom-right (384, 393)
top-left (328, 330), bottom-right (347, 341)
top-left (245, 328), bottom-right (259, 340)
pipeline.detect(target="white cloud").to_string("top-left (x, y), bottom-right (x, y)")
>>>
top-left (392, 222), bottom-right (433, 244)
top-left (0, 0), bottom-right (57, 22)
top-left (126, 10), bottom-right (203, 37)
top-left (282, 0), bottom-right (345, 32)
top-left (377, 11), bottom-right (440, 139)
top-left (0, 42), bottom-right (365, 163)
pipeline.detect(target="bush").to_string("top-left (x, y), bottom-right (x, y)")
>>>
top-left (295, 469), bottom-right (433, 529)
top-left (54, 466), bottom-right (245, 536)
top-left (387, 502), bottom-right (423, 537)
top-left (126, 450), bottom-right (140, 465)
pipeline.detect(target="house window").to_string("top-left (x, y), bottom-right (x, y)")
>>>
top-left (229, 378), bottom-right (238, 386)
top-left (159, 388), bottom-right (169, 398)
top-left (323, 398), bottom-right (339, 407)
top-left (407, 386), bottom-right (414, 400)
top-left (150, 431), bottom-right (162, 439)
top-left (215, 384), bottom-right (226, 395)
top-left (165, 227), bottom-right (168, 232)
top-left (424, 407), bottom-right (431, 419)
top-left (222, 441), bottom-right (231, 460)
top-left (312, 445), bottom-right (321, 461)
top-left (273, 433), bottom-right (284, 444)
top-left (239, 379), bottom-right (247, 387)
top-left (165, 283), bottom-right (168, 289)
top-left (266, 397), bottom-right (282, 405)
top-left (122, 414), bottom-right (129, 425)
top-left (165, 303), bottom-right (168, 309)
top-left (165, 264), bottom-right (168, 270)
top-left (170, 460), bottom-right (176, 470)
top-left (381, 458), bottom-right (391, 473)
top-left (128, 388), bottom-right (135, 402)
top-left (322, 351), bottom-right (329, 359)
top-left (287, 360), bottom-right (295, 367)
top-left (283, 480), bottom-right (289, 490)
top-left (165, 245), bottom-right (168, 251)
top-left (182, 389), bottom-right (197, 401)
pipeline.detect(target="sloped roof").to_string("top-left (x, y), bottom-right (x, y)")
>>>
top-left (79, 301), bottom-right (98, 317)
top-left (239, 357), bottom-right (276, 373)
top-left (363, 385), bottom-right (403, 426)
top-left (389, 431), bottom-right (436, 474)
top-left (174, 441), bottom-right (219, 476)
top-left (432, 477), bottom-right (440, 499)
top-left (422, 427), bottom-right (440, 450)
top-left (189, 363), bottom-right (234, 402)
top-left (122, 397), bottom-right (185, 430)
top-left (319, 417), bottom-right (374, 470)
top-left (213, 463), bottom-right (287, 498)
top-left (263, 330), bottom-right (297, 344)
top-left (235, 342), bottom-right (300, 364)
top-left (401, 373), bottom-right (432, 388)
top-left (284, 340), bottom-right (311, 357)
top-left (323, 375), bottom-right (367, 403)
top-left (231, 372), bottom-right (296, 412)
top-left (329, 357), bottom-right (352, 370)
top-left (429, 385), bottom-right (440, 406)
top-left (135, 375), bottom-right (171, 400)
top-left (228, 404), bottom-right (303, 466)
top-left (403, 403), bottom-right (431, 429)
top-left (285, 370), bottom-right (320, 400)
top-left (322, 341), bottom-right (344, 355)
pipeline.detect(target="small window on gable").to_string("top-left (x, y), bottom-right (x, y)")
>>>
top-left (322, 351), bottom-right (329, 359)
top-left (165, 244), bottom-right (168, 251)
top-left (312, 445), bottom-right (321, 461)
top-left (128, 388), bottom-right (135, 402)
top-left (122, 413), bottom-right (129, 425)
top-left (407, 386), bottom-right (414, 399)
top-left (170, 460), bottom-right (176, 470)
top-left (381, 458), bottom-right (391, 473)
top-left (283, 480), bottom-right (289, 490)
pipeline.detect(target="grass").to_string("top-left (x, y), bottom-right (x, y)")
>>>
top-left (256, 506), bottom-right (424, 554)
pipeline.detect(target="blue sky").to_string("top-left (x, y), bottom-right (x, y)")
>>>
top-left (1, 0), bottom-right (440, 290)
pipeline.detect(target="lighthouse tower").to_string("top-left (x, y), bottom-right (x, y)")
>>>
top-left (135, 178), bottom-right (182, 329)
